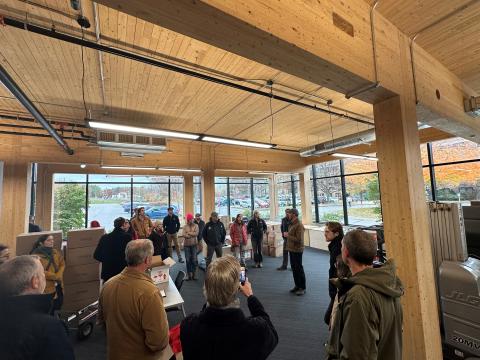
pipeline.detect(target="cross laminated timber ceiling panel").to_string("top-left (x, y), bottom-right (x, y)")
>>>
top-left (0, 0), bottom-right (373, 150)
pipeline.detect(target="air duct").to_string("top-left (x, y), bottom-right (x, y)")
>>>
top-left (94, 130), bottom-right (167, 154)
top-left (299, 129), bottom-right (376, 157)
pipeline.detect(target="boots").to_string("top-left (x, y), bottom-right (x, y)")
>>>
top-left (185, 272), bottom-right (193, 281)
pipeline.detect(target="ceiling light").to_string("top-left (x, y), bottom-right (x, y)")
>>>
top-left (331, 153), bottom-right (378, 161)
top-left (80, 163), bottom-right (86, 169)
top-left (201, 136), bottom-right (274, 149)
top-left (156, 168), bottom-right (201, 172)
top-left (89, 121), bottom-right (200, 140)
top-left (101, 166), bottom-right (156, 171)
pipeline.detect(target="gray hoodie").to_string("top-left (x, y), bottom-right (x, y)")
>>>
top-left (326, 259), bottom-right (404, 360)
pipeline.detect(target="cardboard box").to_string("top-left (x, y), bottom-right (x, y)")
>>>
top-left (16, 230), bottom-right (62, 255)
top-left (268, 246), bottom-right (283, 257)
top-left (150, 257), bottom-right (176, 285)
top-left (262, 244), bottom-right (269, 256)
top-left (63, 280), bottom-right (99, 310)
top-left (64, 263), bottom-right (99, 285)
top-left (67, 228), bottom-right (105, 249)
top-left (65, 246), bottom-right (98, 266)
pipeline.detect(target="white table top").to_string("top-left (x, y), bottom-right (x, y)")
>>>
top-left (156, 276), bottom-right (184, 310)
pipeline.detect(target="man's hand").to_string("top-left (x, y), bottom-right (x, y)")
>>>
top-left (239, 279), bottom-right (253, 297)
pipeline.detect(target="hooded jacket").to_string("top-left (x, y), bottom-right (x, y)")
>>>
top-left (326, 260), bottom-right (404, 360)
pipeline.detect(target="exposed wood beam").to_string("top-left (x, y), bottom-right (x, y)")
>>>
top-left (95, 0), bottom-right (480, 140)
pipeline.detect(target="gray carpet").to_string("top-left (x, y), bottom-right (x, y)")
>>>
top-left (72, 248), bottom-right (331, 359)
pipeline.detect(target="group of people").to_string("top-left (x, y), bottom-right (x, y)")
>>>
top-left (0, 205), bottom-right (404, 360)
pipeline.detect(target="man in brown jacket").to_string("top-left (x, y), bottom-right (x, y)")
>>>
top-left (131, 207), bottom-right (153, 239)
top-left (98, 239), bottom-right (173, 360)
top-left (286, 208), bottom-right (306, 296)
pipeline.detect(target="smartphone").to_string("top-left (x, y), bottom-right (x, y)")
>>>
top-left (240, 267), bottom-right (246, 285)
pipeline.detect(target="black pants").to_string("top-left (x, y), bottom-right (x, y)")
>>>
top-left (206, 244), bottom-right (223, 268)
top-left (281, 238), bottom-right (288, 267)
top-left (251, 237), bottom-right (263, 263)
top-left (289, 252), bottom-right (306, 290)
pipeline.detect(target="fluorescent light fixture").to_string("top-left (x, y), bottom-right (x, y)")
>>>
top-left (89, 121), bottom-right (200, 140)
top-left (97, 141), bottom-right (167, 151)
top-left (331, 153), bottom-right (378, 161)
top-left (157, 167), bottom-right (201, 172)
top-left (80, 164), bottom-right (86, 169)
top-left (101, 165), bottom-right (156, 170)
top-left (201, 136), bottom-right (274, 149)
top-left (248, 171), bottom-right (275, 175)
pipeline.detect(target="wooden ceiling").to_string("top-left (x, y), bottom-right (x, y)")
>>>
top-left (365, 0), bottom-right (480, 93)
top-left (0, 0), bottom-right (374, 151)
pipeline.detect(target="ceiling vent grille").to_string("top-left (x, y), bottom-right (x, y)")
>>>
top-left (95, 131), bottom-right (167, 154)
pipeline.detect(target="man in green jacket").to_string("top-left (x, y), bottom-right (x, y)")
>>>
top-left (326, 229), bottom-right (404, 360)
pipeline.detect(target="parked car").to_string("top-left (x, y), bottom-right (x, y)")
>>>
top-left (122, 202), bottom-right (150, 213)
top-left (145, 205), bottom-right (179, 219)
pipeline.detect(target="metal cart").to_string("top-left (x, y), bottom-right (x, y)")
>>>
top-left (59, 300), bottom-right (99, 340)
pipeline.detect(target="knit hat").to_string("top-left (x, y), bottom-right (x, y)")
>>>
top-left (186, 213), bottom-right (194, 222)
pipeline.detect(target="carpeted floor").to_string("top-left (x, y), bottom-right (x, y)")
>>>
top-left (72, 247), bottom-right (331, 359)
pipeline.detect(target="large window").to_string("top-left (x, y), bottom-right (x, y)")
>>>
top-left (215, 177), bottom-right (271, 220)
top-left (194, 176), bottom-right (202, 215)
top-left (345, 173), bottom-right (381, 226)
top-left (53, 174), bottom-right (184, 233)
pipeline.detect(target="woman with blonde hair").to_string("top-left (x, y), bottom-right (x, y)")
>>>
top-left (180, 255), bottom-right (278, 360)
top-left (31, 234), bottom-right (65, 312)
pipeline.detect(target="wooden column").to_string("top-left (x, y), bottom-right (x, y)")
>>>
top-left (201, 146), bottom-right (215, 218)
top-left (0, 160), bottom-right (32, 255)
top-left (269, 175), bottom-right (278, 221)
top-left (183, 174), bottom-right (194, 218)
top-left (34, 164), bottom-right (53, 231)
top-left (299, 168), bottom-right (312, 224)
top-left (374, 37), bottom-right (442, 360)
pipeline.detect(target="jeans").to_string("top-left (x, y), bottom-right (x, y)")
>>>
top-left (281, 238), bottom-right (289, 267)
top-left (290, 251), bottom-right (306, 290)
top-left (231, 244), bottom-right (246, 265)
top-left (184, 245), bottom-right (198, 273)
top-left (251, 237), bottom-right (263, 263)
top-left (167, 233), bottom-right (182, 259)
top-left (206, 244), bottom-right (223, 268)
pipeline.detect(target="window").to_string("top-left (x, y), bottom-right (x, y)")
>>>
top-left (253, 178), bottom-right (270, 220)
top-left (432, 137), bottom-right (480, 164)
top-left (215, 183), bottom-right (228, 216)
top-left (434, 162), bottom-right (480, 203)
top-left (344, 173), bottom-right (381, 226)
top-left (53, 183), bottom-right (86, 236)
top-left (88, 183), bottom-right (131, 231)
top-left (316, 177), bottom-right (344, 223)
top-left (230, 178), bottom-right (252, 219)
top-left (276, 175), bottom-right (294, 220)
top-left (194, 176), bottom-right (202, 215)
top-left (342, 157), bottom-right (377, 175)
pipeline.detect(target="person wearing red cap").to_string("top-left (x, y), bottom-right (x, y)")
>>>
top-left (183, 213), bottom-right (199, 280)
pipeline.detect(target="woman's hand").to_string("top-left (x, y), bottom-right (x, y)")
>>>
top-left (239, 279), bottom-right (253, 297)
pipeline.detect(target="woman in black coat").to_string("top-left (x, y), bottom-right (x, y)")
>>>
top-left (180, 255), bottom-right (278, 360)
top-left (323, 221), bottom-right (344, 325)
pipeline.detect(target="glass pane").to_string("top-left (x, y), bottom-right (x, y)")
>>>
top-left (132, 175), bottom-right (170, 183)
top-left (194, 183), bottom-right (202, 215)
top-left (293, 180), bottom-right (302, 217)
top-left (316, 177), bottom-right (344, 223)
top-left (276, 174), bottom-right (293, 183)
top-left (277, 179), bottom-right (293, 220)
top-left (253, 183), bottom-right (270, 220)
top-left (53, 183), bottom-right (86, 236)
top-left (310, 180), bottom-right (316, 222)
top-left (89, 174), bottom-right (131, 183)
top-left (215, 177), bottom-right (228, 183)
top-left (215, 184), bottom-right (229, 216)
top-left (230, 182), bottom-right (252, 219)
top-left (54, 173), bottom-right (87, 183)
top-left (193, 176), bottom-right (201, 184)
top-left (170, 183), bottom-right (184, 221)
top-left (131, 183), bottom-right (169, 222)
top-left (314, 161), bottom-right (341, 177)
top-left (229, 177), bottom-right (251, 184)
top-left (343, 157), bottom-right (378, 175)
top-left (420, 144), bottom-right (429, 166)
top-left (434, 162), bottom-right (480, 203)
top-left (432, 137), bottom-right (480, 164)
top-left (423, 168), bottom-right (433, 201)
top-left (253, 178), bottom-right (269, 184)
top-left (88, 183), bottom-right (131, 231)
top-left (345, 173), bottom-right (382, 226)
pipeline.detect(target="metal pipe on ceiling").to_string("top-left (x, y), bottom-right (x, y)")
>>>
top-left (93, 2), bottom-right (108, 115)
top-left (1, 15), bottom-right (374, 127)
top-left (0, 63), bottom-right (74, 154)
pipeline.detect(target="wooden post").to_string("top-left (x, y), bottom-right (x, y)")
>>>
top-left (299, 168), bottom-right (312, 225)
top-left (0, 160), bottom-right (32, 255)
top-left (183, 174), bottom-right (194, 218)
top-left (34, 164), bottom-right (53, 231)
top-left (374, 34), bottom-right (442, 359)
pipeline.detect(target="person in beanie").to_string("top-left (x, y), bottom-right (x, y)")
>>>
top-left (247, 210), bottom-right (267, 268)
top-left (183, 213), bottom-right (199, 280)
top-left (202, 212), bottom-right (226, 268)
top-left (230, 213), bottom-right (248, 267)
top-left (194, 213), bottom-right (206, 255)
top-left (286, 208), bottom-right (306, 296)
top-left (277, 208), bottom-right (291, 270)
top-left (163, 207), bottom-right (183, 263)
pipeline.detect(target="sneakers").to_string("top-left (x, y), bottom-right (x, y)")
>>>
top-left (295, 289), bottom-right (306, 296)
top-left (259, 263), bottom-right (263, 268)
top-left (277, 266), bottom-right (287, 271)
top-left (289, 287), bottom-right (299, 293)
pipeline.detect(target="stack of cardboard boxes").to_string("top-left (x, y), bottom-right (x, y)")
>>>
top-left (265, 224), bottom-right (284, 257)
top-left (15, 230), bottom-right (63, 255)
top-left (62, 228), bottom-right (104, 312)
